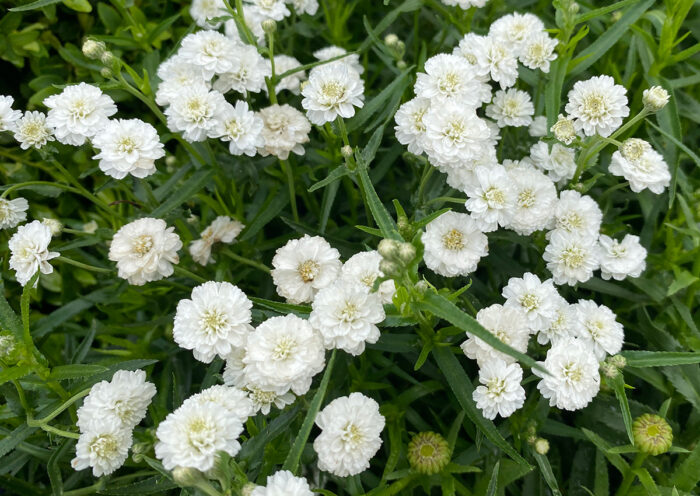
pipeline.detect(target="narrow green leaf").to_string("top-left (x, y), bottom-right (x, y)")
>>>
top-left (486, 461), bottom-right (500, 496)
top-left (647, 120), bottom-right (700, 168)
top-left (47, 439), bottom-right (72, 496)
top-left (150, 168), bottom-right (215, 218)
top-left (622, 351), bottom-right (700, 367)
top-left (308, 165), bottom-right (349, 193)
top-left (48, 364), bottom-right (107, 380)
top-left (593, 448), bottom-right (609, 496)
top-left (357, 166), bottom-right (401, 240)
top-left (634, 468), bottom-right (661, 496)
top-left (239, 187), bottom-right (288, 242)
top-left (581, 428), bottom-right (629, 475)
top-left (534, 452), bottom-right (563, 496)
top-left (611, 374), bottom-right (635, 445)
top-left (0, 364), bottom-right (34, 386)
top-left (10, 0), bottom-right (61, 11)
top-left (98, 476), bottom-right (179, 495)
top-left (669, 441), bottom-right (700, 491)
top-left (346, 67), bottom-right (413, 133)
top-left (0, 424), bottom-right (37, 458)
top-left (575, 0), bottom-right (639, 23)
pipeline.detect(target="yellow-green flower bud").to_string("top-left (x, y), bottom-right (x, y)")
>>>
top-left (633, 414), bottom-right (673, 455)
top-left (407, 431), bottom-right (451, 475)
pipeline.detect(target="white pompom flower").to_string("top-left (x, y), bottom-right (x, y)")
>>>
top-left (572, 300), bottom-right (624, 360)
top-left (257, 104), bottom-right (311, 159)
top-left (72, 422), bottom-right (132, 477)
top-left (0, 95), bottom-right (22, 132)
top-left (415, 53), bottom-right (490, 106)
top-left (251, 470), bottom-right (314, 496)
top-left (461, 304), bottom-right (530, 366)
top-left (190, 0), bottom-right (228, 28)
top-left (424, 105), bottom-right (492, 168)
top-left (421, 211), bottom-right (488, 277)
top-left (609, 139), bottom-right (671, 194)
top-left (486, 89), bottom-right (534, 128)
top-left (565, 75), bottom-right (629, 137)
top-left (502, 272), bottom-right (559, 332)
top-left (213, 44), bottom-right (270, 94)
top-left (394, 97), bottom-right (430, 155)
top-left (489, 12), bottom-right (545, 56)
top-left (464, 164), bottom-right (515, 232)
top-left (505, 165), bottom-right (558, 236)
top-left (544, 230), bottom-right (599, 286)
top-left (92, 119), bottom-right (165, 179)
top-left (0, 197), bottom-right (29, 230)
top-left (179, 30), bottom-right (238, 78)
top-left (13, 111), bottom-right (54, 149)
top-left (164, 85), bottom-right (227, 142)
top-left (596, 234), bottom-right (646, 281)
top-left (187, 384), bottom-right (254, 423)
top-left (9, 220), bottom-right (59, 287)
top-left (341, 251), bottom-right (395, 304)
top-left (520, 31), bottom-right (558, 72)
top-left (313, 393), bottom-right (385, 477)
top-left (473, 359), bottom-right (526, 420)
top-left (551, 190), bottom-right (602, 240)
top-left (270, 55), bottom-right (306, 94)
top-left (108, 218), bottom-right (182, 286)
top-left (301, 64), bottom-right (365, 125)
top-left (529, 141), bottom-right (577, 183)
top-left (214, 101), bottom-right (264, 157)
top-left (313, 46), bottom-right (364, 76)
top-left (537, 295), bottom-right (576, 346)
top-left (189, 215), bottom-right (244, 266)
top-left (173, 281), bottom-right (253, 363)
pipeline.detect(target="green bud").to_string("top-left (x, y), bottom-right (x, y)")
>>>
top-left (633, 414), bottom-right (673, 455)
top-left (407, 432), bottom-right (451, 475)
top-left (534, 438), bottom-right (550, 455)
top-left (172, 467), bottom-right (206, 488)
top-left (377, 239), bottom-right (400, 259)
top-left (82, 39), bottom-right (106, 60)
top-left (397, 242), bottom-right (416, 263)
top-left (262, 19), bottom-right (277, 34)
top-left (379, 259), bottom-right (399, 276)
top-left (341, 145), bottom-right (353, 158)
top-left (609, 355), bottom-right (626, 369)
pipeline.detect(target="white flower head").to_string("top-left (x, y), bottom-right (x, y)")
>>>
top-left (313, 393), bottom-right (385, 477)
top-left (92, 119), bottom-right (164, 179)
top-left (271, 234), bottom-right (341, 304)
top-left (309, 281), bottom-right (385, 356)
top-left (251, 470), bottom-right (314, 496)
top-left (313, 46), bottom-right (364, 75)
top-left (9, 220), bottom-right (59, 286)
top-left (213, 45), bottom-right (270, 94)
top-left (189, 215), bottom-right (245, 265)
top-left (415, 53), bottom-right (490, 106)
top-left (155, 55), bottom-right (209, 106)
top-left (271, 55), bottom-right (306, 94)
top-left (13, 111), bottom-right (54, 149)
top-left (244, 314), bottom-right (326, 395)
top-left (609, 139), bottom-right (671, 194)
top-left (214, 100), bottom-right (264, 157)
top-left (0, 95), bottom-right (22, 132)
top-left (287, 0), bottom-right (318, 15)
top-left (190, 0), bottom-right (228, 28)
top-left (174, 281), bottom-right (253, 363)
top-left (643, 86), bottom-right (669, 112)
top-left (0, 197), bottom-right (29, 230)
top-left (247, 386), bottom-right (296, 415)
top-left (44, 83), bottom-right (117, 145)
top-left (529, 141), bottom-right (577, 183)
top-left (529, 115), bottom-right (548, 137)
top-left (72, 422), bottom-right (132, 477)
top-left (482, 36), bottom-right (520, 89)
top-left (489, 12), bottom-right (545, 56)
top-left (77, 369), bottom-right (156, 432)
top-left (551, 190), bottom-right (602, 239)
top-left (442, 0), bottom-right (488, 7)
top-left (453, 33), bottom-right (492, 80)
top-left (502, 272), bottom-right (559, 332)
top-left (440, 144), bottom-right (498, 192)
top-left (464, 164), bottom-right (515, 232)
top-left (423, 105), bottom-right (491, 167)
top-left (341, 250), bottom-right (395, 304)
top-left (165, 85), bottom-right (227, 142)
top-left (486, 89), bottom-right (534, 128)
top-left (257, 104), bottom-right (311, 159)
top-left (179, 31), bottom-right (238, 78)
top-left (188, 384), bottom-right (254, 423)
top-left (248, 0), bottom-right (291, 21)
top-left (534, 337), bottom-right (601, 411)
top-left (544, 230), bottom-right (599, 286)
top-left (572, 300), bottom-right (624, 360)
top-left (520, 31), bottom-right (558, 72)
top-left (302, 64), bottom-right (365, 125)
top-left (537, 295), bottom-right (576, 346)
top-left (421, 211), bottom-right (488, 277)
top-left (596, 234), bottom-right (646, 281)
top-left (505, 165), bottom-right (558, 236)
top-left (108, 218), bottom-right (182, 286)
top-left (565, 75), bottom-right (629, 137)
top-left (461, 304), bottom-right (530, 366)
top-left (394, 97), bottom-right (431, 155)
top-left (473, 359), bottom-right (526, 419)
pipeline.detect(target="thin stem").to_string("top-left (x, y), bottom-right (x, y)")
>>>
top-left (39, 423), bottom-right (81, 439)
top-left (63, 481), bottom-right (106, 496)
top-left (172, 265), bottom-right (207, 283)
top-left (221, 248), bottom-right (271, 273)
top-left (281, 160), bottom-right (299, 222)
top-left (265, 29), bottom-right (278, 104)
top-left (1, 181), bottom-right (81, 199)
top-left (28, 388), bottom-right (91, 426)
top-left (336, 116), bottom-right (351, 148)
top-left (50, 160), bottom-right (121, 221)
top-left (615, 452), bottom-right (647, 496)
top-left (55, 256), bottom-right (113, 274)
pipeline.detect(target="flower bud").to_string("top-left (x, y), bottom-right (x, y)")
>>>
top-left (551, 114), bottom-right (576, 145)
top-left (241, 483), bottom-right (258, 496)
top-left (262, 19), bottom-right (277, 34)
top-left (100, 51), bottom-right (116, 66)
top-left (633, 414), bottom-right (673, 455)
top-left (100, 67), bottom-right (113, 79)
top-left (643, 86), bottom-right (669, 112)
top-left (341, 145), bottom-right (353, 158)
top-left (609, 354), bottom-right (626, 369)
top-left (377, 239), bottom-right (400, 259)
top-left (82, 39), bottom-right (106, 60)
top-left (42, 218), bottom-right (62, 235)
top-left (379, 259), bottom-right (399, 276)
top-left (397, 242), bottom-right (416, 263)
top-left (534, 438), bottom-right (550, 455)
top-left (600, 361), bottom-right (619, 379)
top-left (384, 33), bottom-right (399, 47)
top-left (397, 60), bottom-right (407, 70)
top-left (569, 2), bottom-right (580, 14)
top-left (414, 280), bottom-right (429, 294)
top-left (172, 467), bottom-right (206, 487)
top-left (407, 432), bottom-right (451, 475)
top-left (82, 220), bottom-right (98, 234)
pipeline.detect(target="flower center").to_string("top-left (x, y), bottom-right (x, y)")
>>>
top-left (339, 302), bottom-right (359, 322)
top-left (117, 136), bottom-right (137, 154)
top-left (187, 417), bottom-right (216, 451)
top-left (610, 243), bottom-right (627, 258)
top-left (442, 229), bottom-right (464, 250)
top-left (185, 97), bottom-right (210, 123)
top-left (484, 186), bottom-right (506, 206)
top-left (272, 335), bottom-right (297, 360)
top-left (561, 246), bottom-right (585, 268)
top-left (486, 377), bottom-right (507, 397)
top-left (437, 72), bottom-right (460, 95)
top-left (585, 320), bottom-right (604, 340)
top-left (518, 189), bottom-right (536, 208)
top-left (132, 234), bottom-right (153, 256)
top-left (621, 139), bottom-right (647, 162)
top-left (582, 93), bottom-right (608, 118)
top-left (519, 293), bottom-right (540, 312)
top-left (560, 212), bottom-right (583, 231)
top-left (89, 434), bottom-right (119, 458)
top-left (200, 308), bottom-right (229, 335)
top-left (502, 98), bottom-right (521, 117)
top-left (225, 118), bottom-right (243, 139)
top-left (22, 120), bottom-right (44, 138)
top-left (494, 329), bottom-right (510, 344)
top-left (562, 362), bottom-right (583, 384)
top-left (360, 273), bottom-right (376, 288)
top-left (249, 388), bottom-right (277, 405)
top-left (341, 422), bottom-right (364, 448)
top-left (443, 120), bottom-right (465, 142)
top-left (69, 99), bottom-right (91, 120)
top-left (320, 80), bottom-right (346, 102)
top-left (297, 259), bottom-right (320, 283)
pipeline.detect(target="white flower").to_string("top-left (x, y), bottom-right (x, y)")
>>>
top-left (464, 164), bottom-right (515, 232)
top-left (77, 370), bottom-right (156, 432)
top-left (341, 250), bottom-right (395, 304)
top-left (565, 75), bottom-right (629, 137)
top-left (461, 304), bottom-right (530, 366)
top-left (9, 220), bottom-right (59, 286)
top-left (286, 0), bottom-right (318, 15)
top-left (248, 0), bottom-right (290, 21)
top-left (423, 105), bottom-right (491, 167)
top-left (0, 197), bottom-right (29, 229)
top-left (164, 85), bottom-right (227, 142)
top-left (473, 359), bottom-right (525, 420)
top-left (108, 218), bottom-right (182, 286)
top-left (309, 281), bottom-right (385, 355)
top-left (271, 234), bottom-right (341, 304)
top-left (223, 347), bottom-right (248, 387)
top-left (251, 470), bottom-right (314, 496)
top-left (72, 422), bottom-right (132, 477)
top-left (572, 300), bottom-right (624, 360)
top-left (271, 55), bottom-right (306, 94)
top-left (544, 230), bottom-right (599, 286)
top-left (529, 115), bottom-right (547, 137)
top-left (190, 0), bottom-right (228, 28)
top-left (502, 272), bottom-right (559, 332)
top-left (421, 211), bottom-right (488, 277)
top-left (486, 89), bottom-right (534, 128)
top-left (313, 46), bottom-right (364, 75)
top-left (415, 53), bottom-right (489, 106)
top-left (155, 55), bottom-right (209, 106)
top-left (529, 141), bottom-right (577, 183)
top-left (442, 0), bottom-right (488, 7)
top-left (189, 215), bottom-right (245, 265)
top-left (247, 386), bottom-right (296, 415)
top-left (596, 234), bottom-right (646, 281)
top-left (609, 139), bottom-right (671, 194)
top-left (520, 31), bottom-right (558, 72)
top-left (313, 393), bottom-right (385, 477)
top-left (213, 45), bottom-right (269, 94)
top-left (174, 281), bottom-right (253, 363)
top-left (44, 83), bottom-right (117, 146)
top-left (453, 33), bottom-right (492, 81)
top-left (537, 295), bottom-right (576, 346)
top-left (244, 314), bottom-right (325, 395)
top-left (505, 165), bottom-right (557, 236)
top-left (257, 104), bottom-right (311, 159)
top-left (643, 86), bottom-right (669, 111)
top-left (92, 119), bottom-right (164, 179)
top-left (213, 101), bottom-right (264, 157)
top-left (534, 337), bottom-right (600, 411)
top-left (440, 145), bottom-right (498, 192)
top-left (155, 396), bottom-right (244, 472)
top-left (13, 111), bottom-right (54, 149)
top-left (489, 13), bottom-right (545, 56)
top-left (188, 384), bottom-right (254, 423)
top-left (394, 97), bottom-right (431, 155)
top-left (179, 31), bottom-right (238, 78)
top-left (551, 114), bottom-right (577, 145)
top-left (302, 64), bottom-right (364, 125)
top-left (0, 95), bottom-right (21, 132)
top-left (551, 190), bottom-right (602, 239)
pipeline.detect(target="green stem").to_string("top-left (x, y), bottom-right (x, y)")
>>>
top-left (615, 452), bottom-right (647, 496)
top-left (336, 116), bottom-right (351, 148)
top-left (39, 423), bottom-right (80, 439)
top-left (1, 181), bottom-right (81, 199)
top-left (281, 160), bottom-right (299, 222)
top-left (28, 388), bottom-right (91, 426)
top-left (63, 481), bottom-right (106, 496)
top-left (55, 256), bottom-right (113, 274)
top-left (50, 160), bottom-right (120, 221)
top-left (265, 29), bottom-right (278, 104)
top-left (172, 265), bottom-right (207, 284)
top-left (222, 248), bottom-right (271, 273)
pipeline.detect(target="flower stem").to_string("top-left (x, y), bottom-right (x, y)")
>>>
top-left (222, 249), bottom-right (271, 273)
top-left (615, 452), bottom-right (647, 496)
top-left (55, 256), bottom-right (113, 273)
top-left (280, 160), bottom-right (299, 222)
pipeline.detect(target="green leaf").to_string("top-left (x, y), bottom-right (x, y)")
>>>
top-left (432, 346), bottom-right (530, 468)
top-left (282, 350), bottom-right (337, 474)
top-left (647, 120), bottom-right (700, 169)
top-left (486, 461), bottom-right (500, 496)
top-left (418, 292), bottom-right (544, 372)
top-left (0, 280), bottom-right (23, 339)
top-left (534, 452), bottom-right (562, 496)
top-left (47, 439), bottom-right (72, 496)
top-left (669, 441), bottom-right (700, 491)
top-left (150, 168), bottom-right (215, 218)
top-left (610, 373), bottom-right (635, 445)
top-left (634, 468), bottom-right (661, 496)
top-left (308, 165), bottom-right (349, 193)
top-left (622, 351), bottom-right (700, 367)
top-left (239, 187), bottom-right (288, 242)
top-left (357, 166), bottom-right (401, 241)
top-left (346, 67), bottom-right (413, 134)
top-left (98, 476), bottom-right (179, 495)
top-left (594, 448), bottom-right (609, 496)
top-left (575, 0), bottom-right (640, 23)
top-left (582, 428), bottom-right (629, 475)
top-left (10, 0), bottom-right (62, 11)
top-left (48, 364), bottom-right (107, 380)
top-left (0, 424), bottom-right (37, 458)
top-left (0, 364), bottom-right (34, 386)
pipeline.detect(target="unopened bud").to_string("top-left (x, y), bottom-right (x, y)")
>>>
top-left (643, 86), bottom-right (669, 112)
top-left (551, 114), bottom-right (576, 145)
top-left (82, 220), bottom-right (98, 234)
top-left (379, 259), bottom-right (399, 276)
top-left (611, 10), bottom-right (623, 22)
top-left (568, 2), bottom-right (580, 14)
top-left (172, 467), bottom-right (205, 488)
top-left (397, 242), bottom-right (416, 263)
top-left (407, 432), bottom-right (451, 475)
top-left (100, 51), bottom-right (115, 66)
top-left (610, 355), bottom-right (626, 369)
top-left (100, 67), bottom-right (113, 79)
top-left (341, 145), bottom-right (353, 158)
top-left (378, 239), bottom-right (400, 259)
top-left (42, 218), bottom-right (62, 235)
top-left (414, 280), bottom-right (429, 294)
top-left (534, 438), bottom-right (550, 455)
top-left (165, 155), bottom-right (177, 167)
top-left (633, 414), bottom-right (673, 455)
top-left (241, 483), bottom-right (258, 496)
top-left (397, 60), bottom-right (407, 70)
top-left (0, 332), bottom-right (20, 363)
top-left (384, 33), bottom-right (399, 47)
top-left (262, 19), bottom-right (277, 34)
top-left (82, 39), bottom-right (106, 60)
top-left (600, 361), bottom-right (619, 379)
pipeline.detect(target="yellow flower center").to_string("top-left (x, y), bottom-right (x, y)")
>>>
top-left (442, 229), bottom-right (464, 250)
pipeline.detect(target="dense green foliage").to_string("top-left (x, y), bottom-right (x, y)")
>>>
top-left (0, 0), bottom-right (699, 495)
